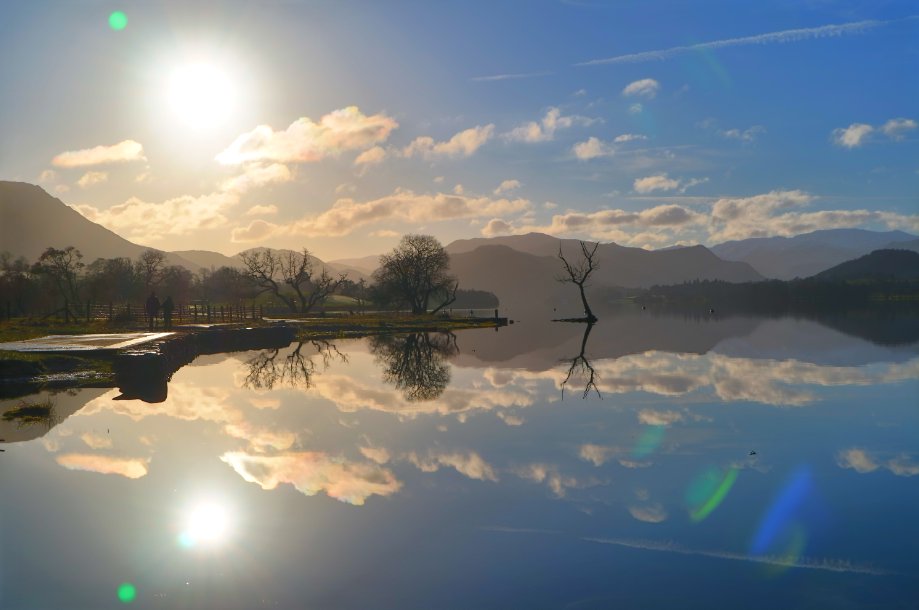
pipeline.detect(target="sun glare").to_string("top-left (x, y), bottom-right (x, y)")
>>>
top-left (179, 501), bottom-right (232, 548)
top-left (168, 62), bottom-right (235, 128)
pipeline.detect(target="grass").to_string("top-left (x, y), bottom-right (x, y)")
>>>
top-left (2, 397), bottom-right (57, 428)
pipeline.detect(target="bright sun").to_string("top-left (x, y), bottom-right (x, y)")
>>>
top-left (180, 501), bottom-right (231, 548)
top-left (168, 62), bottom-right (235, 128)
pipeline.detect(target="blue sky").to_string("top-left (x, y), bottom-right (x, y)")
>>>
top-left (1, 0), bottom-right (917, 258)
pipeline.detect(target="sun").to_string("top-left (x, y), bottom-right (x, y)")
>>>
top-left (179, 501), bottom-right (232, 548)
top-left (168, 62), bottom-right (236, 128)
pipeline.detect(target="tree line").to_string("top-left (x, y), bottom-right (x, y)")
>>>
top-left (0, 234), bottom-right (495, 319)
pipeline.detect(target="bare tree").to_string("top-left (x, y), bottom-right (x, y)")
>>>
top-left (557, 241), bottom-right (599, 323)
top-left (244, 340), bottom-right (347, 389)
top-left (241, 248), bottom-right (346, 314)
top-left (136, 250), bottom-right (167, 290)
top-left (373, 234), bottom-right (458, 314)
top-left (32, 246), bottom-right (84, 314)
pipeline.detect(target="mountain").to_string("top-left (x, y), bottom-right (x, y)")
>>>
top-left (883, 238), bottom-right (919, 253)
top-left (171, 249), bottom-right (243, 270)
top-left (813, 249), bottom-right (919, 281)
top-left (327, 254), bottom-right (380, 274)
top-left (0, 181), bottom-right (198, 269)
top-left (711, 229), bottom-right (918, 279)
top-left (445, 233), bottom-right (762, 315)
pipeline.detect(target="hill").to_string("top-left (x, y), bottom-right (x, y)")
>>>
top-left (813, 249), bottom-right (919, 281)
top-left (0, 181), bottom-right (198, 270)
top-left (711, 228), bottom-right (917, 279)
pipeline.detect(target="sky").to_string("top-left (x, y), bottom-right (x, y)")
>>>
top-left (1, 0), bottom-right (917, 260)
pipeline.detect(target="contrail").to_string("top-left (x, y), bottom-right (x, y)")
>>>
top-left (470, 71), bottom-right (553, 82)
top-left (584, 537), bottom-right (891, 576)
top-left (576, 19), bottom-right (892, 66)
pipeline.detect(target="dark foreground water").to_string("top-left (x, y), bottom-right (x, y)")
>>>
top-left (2, 311), bottom-right (918, 609)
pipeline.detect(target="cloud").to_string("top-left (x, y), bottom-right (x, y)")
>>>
top-left (220, 163), bottom-right (292, 193)
top-left (287, 189), bottom-right (530, 237)
top-left (245, 204), bottom-right (279, 217)
top-left (880, 117), bottom-right (917, 140)
top-left (38, 169), bottom-right (57, 182)
top-left (837, 448), bottom-right (919, 477)
top-left (231, 219), bottom-right (280, 243)
top-left (513, 463), bottom-right (590, 497)
top-left (579, 443), bottom-right (617, 466)
top-left (573, 137), bottom-right (614, 160)
top-left (369, 229), bottom-right (400, 238)
top-left (634, 174), bottom-right (680, 193)
top-left (359, 445), bottom-right (392, 464)
top-left (614, 133), bottom-right (647, 143)
top-left (73, 190), bottom-right (238, 242)
top-left (406, 451), bottom-right (498, 481)
top-left (578, 19), bottom-right (887, 66)
top-left (354, 145), bottom-right (388, 167)
top-left (506, 107), bottom-right (595, 143)
top-left (76, 171), bottom-right (108, 189)
top-left (482, 218), bottom-right (514, 237)
top-left (832, 123), bottom-right (874, 148)
top-left (52, 139), bottom-right (146, 168)
top-left (629, 503), bottom-right (668, 523)
top-left (719, 125), bottom-right (766, 142)
top-left (404, 124), bottom-right (495, 160)
top-left (622, 78), bottom-right (660, 99)
top-left (494, 179), bottom-right (521, 195)
top-left (216, 106), bottom-right (398, 165)
top-left (56, 454), bottom-right (150, 479)
top-left (470, 71), bottom-right (552, 82)
top-left (637, 409), bottom-right (684, 426)
top-left (80, 432), bottom-right (113, 449)
top-left (220, 451), bottom-right (402, 505)
top-left (628, 103), bottom-right (643, 115)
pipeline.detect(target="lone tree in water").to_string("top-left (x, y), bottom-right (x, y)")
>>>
top-left (557, 240), bottom-right (599, 323)
top-left (373, 234), bottom-right (458, 314)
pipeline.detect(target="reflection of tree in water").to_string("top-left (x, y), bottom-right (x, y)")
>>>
top-left (370, 332), bottom-right (458, 401)
top-left (244, 340), bottom-right (347, 390)
top-left (561, 323), bottom-right (600, 399)
top-left (2, 397), bottom-right (59, 429)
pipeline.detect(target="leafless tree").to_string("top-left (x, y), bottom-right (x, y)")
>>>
top-left (373, 234), bottom-right (458, 314)
top-left (244, 339), bottom-right (347, 389)
top-left (561, 322), bottom-right (600, 399)
top-left (32, 246), bottom-right (84, 313)
top-left (557, 241), bottom-right (599, 323)
top-left (241, 248), bottom-right (346, 314)
top-left (136, 249), bottom-right (166, 290)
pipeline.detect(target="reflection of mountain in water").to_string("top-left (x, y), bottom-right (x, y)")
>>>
top-left (370, 332), bottom-right (458, 401)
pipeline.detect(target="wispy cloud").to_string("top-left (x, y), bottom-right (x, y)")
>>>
top-left (584, 538), bottom-right (890, 575)
top-left (52, 139), bottom-right (146, 168)
top-left (470, 71), bottom-right (552, 82)
top-left (577, 19), bottom-right (888, 66)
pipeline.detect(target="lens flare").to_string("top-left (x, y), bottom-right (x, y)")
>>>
top-left (690, 468), bottom-right (738, 522)
top-left (116, 582), bottom-right (136, 603)
top-left (632, 425), bottom-right (665, 458)
top-left (108, 11), bottom-right (127, 31)
top-left (751, 466), bottom-right (812, 555)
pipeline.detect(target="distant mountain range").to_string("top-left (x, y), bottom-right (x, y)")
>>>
top-left (710, 228), bottom-right (918, 279)
top-left (2, 181), bottom-right (916, 316)
top-left (814, 249), bottom-right (919, 281)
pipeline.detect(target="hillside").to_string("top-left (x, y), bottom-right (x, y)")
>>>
top-left (0, 181), bottom-right (198, 269)
top-left (813, 249), bottom-right (919, 281)
top-left (711, 228), bottom-right (917, 279)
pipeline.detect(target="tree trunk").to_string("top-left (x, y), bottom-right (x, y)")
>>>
top-left (577, 282), bottom-right (597, 323)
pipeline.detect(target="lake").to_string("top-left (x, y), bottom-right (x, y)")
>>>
top-left (2, 309), bottom-right (918, 609)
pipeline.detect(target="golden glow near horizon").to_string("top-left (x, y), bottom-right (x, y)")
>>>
top-left (168, 62), bottom-right (236, 129)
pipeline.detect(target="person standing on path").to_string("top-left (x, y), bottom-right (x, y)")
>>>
top-left (145, 292), bottom-right (160, 331)
top-left (162, 296), bottom-right (175, 330)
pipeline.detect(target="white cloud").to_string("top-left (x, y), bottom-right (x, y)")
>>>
top-left (470, 71), bottom-right (552, 82)
top-left (629, 503), bottom-right (668, 523)
top-left (287, 189), bottom-right (530, 237)
top-left (216, 106), bottom-right (398, 165)
top-left (354, 145), bottom-right (388, 167)
top-left (634, 174), bottom-right (680, 193)
top-left (52, 139), bottom-right (146, 168)
top-left (579, 443), bottom-right (617, 467)
top-left (359, 446), bottom-right (391, 464)
top-left (837, 448), bottom-right (919, 477)
top-left (56, 454), bottom-right (149, 479)
top-left (231, 219), bottom-right (280, 243)
top-left (880, 117), bottom-right (917, 140)
top-left (494, 179), bottom-right (521, 195)
top-left (719, 125), bottom-right (766, 142)
top-left (637, 409), bottom-right (684, 426)
top-left (221, 162), bottom-right (292, 194)
top-left (628, 103), bottom-right (643, 115)
top-left (832, 123), bottom-right (874, 148)
top-left (513, 463), bottom-right (583, 497)
top-left (404, 124), bottom-right (495, 159)
top-left (578, 19), bottom-right (886, 66)
top-left (406, 451), bottom-right (498, 482)
top-left (573, 137), bottom-right (614, 160)
top-left (369, 229), bottom-right (400, 238)
top-left (76, 171), bottom-right (108, 189)
top-left (622, 78), bottom-right (660, 99)
top-left (506, 107), bottom-right (596, 143)
top-left (38, 169), bottom-right (57, 182)
top-left (245, 204), bottom-right (279, 217)
top-left (481, 218), bottom-right (514, 237)
top-left (614, 133), bottom-right (648, 143)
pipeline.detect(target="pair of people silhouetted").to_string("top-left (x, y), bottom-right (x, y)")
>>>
top-left (145, 292), bottom-right (175, 330)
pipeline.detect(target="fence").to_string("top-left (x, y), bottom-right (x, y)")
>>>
top-left (1, 300), bottom-right (264, 325)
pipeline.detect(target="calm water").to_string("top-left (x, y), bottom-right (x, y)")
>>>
top-left (2, 311), bottom-right (918, 609)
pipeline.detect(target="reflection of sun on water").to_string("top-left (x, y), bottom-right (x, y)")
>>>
top-left (179, 501), bottom-right (232, 548)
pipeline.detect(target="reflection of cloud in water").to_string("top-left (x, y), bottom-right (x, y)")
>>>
top-left (584, 537), bottom-right (889, 576)
top-left (513, 463), bottom-right (601, 497)
top-left (629, 503), bottom-right (668, 523)
top-left (406, 451), bottom-right (498, 481)
top-left (637, 409), bottom-right (684, 426)
top-left (80, 431), bottom-right (113, 449)
top-left (837, 448), bottom-right (919, 477)
top-left (220, 451), bottom-right (402, 505)
top-left (56, 454), bottom-right (150, 479)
